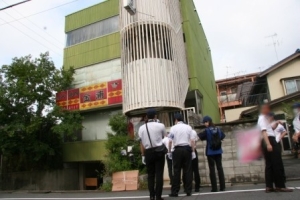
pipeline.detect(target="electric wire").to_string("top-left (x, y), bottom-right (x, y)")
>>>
top-left (0, 0), bottom-right (78, 26)
top-left (1, 0), bottom-right (63, 46)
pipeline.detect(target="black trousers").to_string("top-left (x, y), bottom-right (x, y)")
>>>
top-left (171, 146), bottom-right (192, 194)
top-left (262, 137), bottom-right (286, 188)
top-left (166, 155), bottom-right (173, 185)
top-left (192, 150), bottom-right (201, 189)
top-left (207, 154), bottom-right (225, 191)
top-left (145, 150), bottom-right (165, 199)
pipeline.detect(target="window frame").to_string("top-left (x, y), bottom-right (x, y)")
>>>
top-left (284, 77), bottom-right (300, 95)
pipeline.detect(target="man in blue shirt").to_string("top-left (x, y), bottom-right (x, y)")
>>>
top-left (199, 116), bottom-right (226, 192)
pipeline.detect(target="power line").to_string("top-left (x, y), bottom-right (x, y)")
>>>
top-left (2, 10), bottom-right (63, 50)
top-left (0, 0), bottom-right (31, 11)
top-left (0, 0), bottom-right (78, 26)
top-left (0, 17), bottom-right (62, 57)
top-left (1, 0), bottom-right (63, 46)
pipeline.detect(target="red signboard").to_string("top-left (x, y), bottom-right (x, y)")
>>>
top-left (56, 91), bottom-right (68, 110)
top-left (107, 79), bottom-right (122, 105)
top-left (68, 88), bottom-right (80, 111)
top-left (56, 79), bottom-right (123, 111)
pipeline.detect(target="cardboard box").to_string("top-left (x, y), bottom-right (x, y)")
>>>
top-left (112, 170), bottom-right (139, 191)
top-left (112, 171), bottom-right (126, 191)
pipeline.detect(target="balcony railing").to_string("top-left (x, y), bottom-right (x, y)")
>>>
top-left (242, 93), bottom-right (269, 107)
top-left (218, 93), bottom-right (237, 103)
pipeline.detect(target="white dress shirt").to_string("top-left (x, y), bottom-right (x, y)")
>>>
top-left (169, 122), bottom-right (193, 147)
top-left (163, 136), bottom-right (174, 152)
top-left (257, 115), bottom-right (275, 137)
top-left (271, 122), bottom-right (286, 143)
top-left (138, 122), bottom-right (166, 149)
top-left (293, 113), bottom-right (300, 134)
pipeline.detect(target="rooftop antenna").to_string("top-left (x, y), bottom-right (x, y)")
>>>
top-left (225, 66), bottom-right (232, 79)
top-left (265, 33), bottom-right (280, 61)
top-left (257, 66), bottom-right (265, 72)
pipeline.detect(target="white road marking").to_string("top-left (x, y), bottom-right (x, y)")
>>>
top-left (1, 187), bottom-right (299, 200)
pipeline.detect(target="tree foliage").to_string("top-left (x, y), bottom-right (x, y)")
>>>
top-left (104, 113), bottom-right (145, 175)
top-left (0, 52), bottom-right (83, 172)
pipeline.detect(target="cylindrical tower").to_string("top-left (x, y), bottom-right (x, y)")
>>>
top-left (120, 0), bottom-right (189, 115)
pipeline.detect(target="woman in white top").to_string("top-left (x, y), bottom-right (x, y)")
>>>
top-left (258, 104), bottom-right (292, 193)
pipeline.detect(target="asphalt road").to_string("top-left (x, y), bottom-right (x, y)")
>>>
top-left (0, 181), bottom-right (300, 200)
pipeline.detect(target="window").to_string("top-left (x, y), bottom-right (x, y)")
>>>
top-left (66, 16), bottom-right (119, 47)
top-left (285, 79), bottom-right (300, 95)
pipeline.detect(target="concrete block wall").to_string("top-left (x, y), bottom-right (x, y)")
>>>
top-left (195, 121), bottom-right (265, 185)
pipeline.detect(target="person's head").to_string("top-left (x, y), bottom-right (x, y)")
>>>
top-left (260, 103), bottom-right (271, 115)
top-left (203, 116), bottom-right (213, 127)
top-left (174, 113), bottom-right (183, 124)
top-left (268, 112), bottom-right (275, 122)
top-left (292, 103), bottom-right (300, 116)
top-left (146, 108), bottom-right (156, 120)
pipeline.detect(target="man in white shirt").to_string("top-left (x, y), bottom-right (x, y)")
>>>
top-left (268, 112), bottom-right (287, 143)
top-left (168, 114), bottom-right (195, 197)
top-left (139, 109), bottom-right (166, 200)
top-left (292, 103), bottom-right (300, 143)
top-left (258, 104), bottom-right (292, 193)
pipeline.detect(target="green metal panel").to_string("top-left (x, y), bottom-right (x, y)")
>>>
top-left (63, 32), bottom-right (121, 70)
top-left (180, 0), bottom-right (220, 122)
top-left (65, 0), bottom-right (119, 32)
top-left (63, 140), bottom-right (107, 162)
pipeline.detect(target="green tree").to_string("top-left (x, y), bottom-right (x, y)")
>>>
top-left (0, 52), bottom-right (83, 172)
top-left (104, 113), bottom-right (145, 175)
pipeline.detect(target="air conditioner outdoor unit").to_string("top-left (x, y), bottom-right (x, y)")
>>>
top-left (123, 0), bottom-right (136, 15)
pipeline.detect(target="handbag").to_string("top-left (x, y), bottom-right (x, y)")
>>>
top-left (145, 123), bottom-right (168, 154)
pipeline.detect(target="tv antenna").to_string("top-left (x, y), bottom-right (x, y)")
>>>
top-left (265, 33), bottom-right (280, 61)
top-left (225, 66), bottom-right (232, 79)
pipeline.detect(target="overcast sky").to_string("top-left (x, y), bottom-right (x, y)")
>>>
top-left (0, 0), bottom-right (299, 80)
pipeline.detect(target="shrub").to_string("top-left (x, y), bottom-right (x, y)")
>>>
top-left (100, 182), bottom-right (112, 192)
top-left (104, 113), bottom-right (146, 175)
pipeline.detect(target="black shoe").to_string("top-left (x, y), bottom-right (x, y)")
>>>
top-left (156, 198), bottom-right (164, 200)
top-left (211, 190), bottom-right (218, 192)
top-left (220, 188), bottom-right (225, 192)
top-left (187, 193), bottom-right (192, 196)
top-left (169, 193), bottom-right (178, 197)
top-left (195, 189), bottom-right (200, 192)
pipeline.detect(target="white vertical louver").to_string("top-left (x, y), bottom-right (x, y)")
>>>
top-left (120, 0), bottom-right (189, 114)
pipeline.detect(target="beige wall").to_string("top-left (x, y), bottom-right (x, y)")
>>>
top-left (267, 57), bottom-right (300, 100)
top-left (225, 106), bottom-right (255, 122)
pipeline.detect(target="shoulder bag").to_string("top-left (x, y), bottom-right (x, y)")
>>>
top-left (145, 123), bottom-right (168, 154)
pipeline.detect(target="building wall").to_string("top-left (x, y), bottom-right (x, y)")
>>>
top-left (2, 167), bottom-right (79, 190)
top-left (180, 0), bottom-right (220, 122)
top-left (65, 0), bottom-right (119, 33)
top-left (64, 0), bottom-right (120, 70)
top-left (225, 106), bottom-right (255, 122)
top-left (64, 33), bottom-right (120, 70)
top-left (267, 57), bottom-right (300, 100)
top-left (81, 109), bottom-right (122, 141)
top-left (73, 58), bottom-right (121, 88)
top-left (195, 121), bottom-right (265, 185)
top-left (63, 140), bottom-right (107, 162)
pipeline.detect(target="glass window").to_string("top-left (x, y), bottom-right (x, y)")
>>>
top-left (285, 79), bottom-right (300, 95)
top-left (66, 16), bottom-right (119, 47)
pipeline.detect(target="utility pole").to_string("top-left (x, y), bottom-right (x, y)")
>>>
top-left (265, 33), bottom-right (280, 61)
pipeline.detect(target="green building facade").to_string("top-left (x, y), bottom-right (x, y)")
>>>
top-left (62, 0), bottom-right (219, 164)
